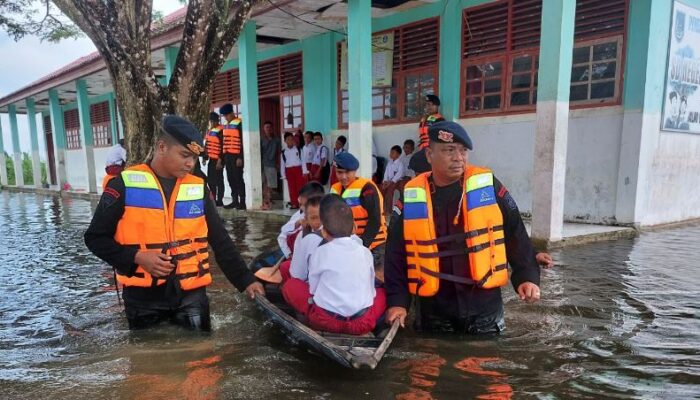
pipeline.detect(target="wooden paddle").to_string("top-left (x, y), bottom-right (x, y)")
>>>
top-left (254, 256), bottom-right (285, 284)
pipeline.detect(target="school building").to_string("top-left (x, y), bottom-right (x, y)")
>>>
top-left (1, 0), bottom-right (699, 242)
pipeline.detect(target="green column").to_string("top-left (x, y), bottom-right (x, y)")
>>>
top-left (0, 116), bottom-right (7, 186)
top-left (26, 98), bottom-right (43, 187)
top-left (238, 21), bottom-right (262, 209)
top-left (76, 79), bottom-right (97, 193)
top-left (302, 33), bottom-right (336, 134)
top-left (48, 89), bottom-right (67, 186)
top-left (347, 0), bottom-right (373, 179)
top-left (531, 0), bottom-right (576, 244)
top-left (438, 0), bottom-right (463, 120)
top-left (164, 46), bottom-right (179, 83)
top-left (8, 104), bottom-right (24, 186)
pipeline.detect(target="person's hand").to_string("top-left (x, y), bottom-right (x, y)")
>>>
top-left (216, 160), bottom-right (223, 170)
top-left (386, 306), bottom-right (407, 328)
top-left (134, 251), bottom-right (175, 278)
top-left (245, 282), bottom-right (265, 299)
top-left (517, 282), bottom-right (540, 303)
top-left (236, 158), bottom-right (243, 167)
top-left (536, 252), bottom-right (554, 268)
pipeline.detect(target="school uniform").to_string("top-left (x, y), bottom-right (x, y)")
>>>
top-left (277, 210), bottom-right (303, 259)
top-left (281, 236), bottom-right (387, 335)
top-left (281, 145), bottom-right (304, 208)
top-left (279, 230), bottom-right (324, 283)
top-left (400, 153), bottom-right (415, 178)
top-left (382, 158), bottom-right (405, 217)
top-left (310, 145), bottom-right (329, 183)
top-left (302, 143), bottom-right (317, 181)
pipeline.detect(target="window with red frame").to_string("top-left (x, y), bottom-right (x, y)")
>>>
top-left (338, 18), bottom-right (439, 126)
top-left (64, 109), bottom-right (81, 150)
top-left (461, 0), bottom-right (627, 116)
top-left (90, 101), bottom-right (112, 148)
top-left (211, 68), bottom-right (241, 109)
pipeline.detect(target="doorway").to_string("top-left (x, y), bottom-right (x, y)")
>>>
top-left (258, 97), bottom-right (283, 204)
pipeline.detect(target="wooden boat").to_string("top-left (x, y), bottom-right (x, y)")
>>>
top-left (249, 249), bottom-right (399, 370)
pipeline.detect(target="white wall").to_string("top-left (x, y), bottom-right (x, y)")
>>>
top-left (332, 106), bottom-right (623, 224)
top-left (65, 149), bottom-right (89, 191)
top-left (93, 147), bottom-right (110, 193)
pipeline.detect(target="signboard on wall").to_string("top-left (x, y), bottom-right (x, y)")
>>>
top-left (662, 1), bottom-right (700, 133)
top-left (339, 32), bottom-right (394, 90)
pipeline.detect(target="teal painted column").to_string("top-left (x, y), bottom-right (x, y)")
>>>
top-left (238, 21), bottom-right (262, 209)
top-left (164, 46), bottom-right (179, 83)
top-left (48, 89), bottom-right (67, 186)
top-left (0, 116), bottom-right (7, 185)
top-left (302, 33), bottom-right (335, 134)
top-left (26, 98), bottom-right (43, 187)
top-left (347, 0), bottom-right (373, 179)
top-left (108, 92), bottom-right (118, 143)
top-left (438, 0), bottom-right (463, 120)
top-left (531, 0), bottom-right (576, 243)
top-left (8, 104), bottom-right (24, 186)
top-left (76, 79), bottom-right (97, 193)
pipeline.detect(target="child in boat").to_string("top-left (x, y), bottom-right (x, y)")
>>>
top-left (281, 194), bottom-right (387, 335)
top-left (279, 194), bottom-right (323, 282)
top-left (277, 181), bottom-right (325, 259)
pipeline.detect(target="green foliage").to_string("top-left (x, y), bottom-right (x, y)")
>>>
top-left (0, 0), bottom-right (82, 42)
top-left (4, 151), bottom-right (15, 185)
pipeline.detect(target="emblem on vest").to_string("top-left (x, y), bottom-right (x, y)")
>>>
top-left (189, 202), bottom-right (202, 215)
top-left (479, 189), bottom-right (494, 204)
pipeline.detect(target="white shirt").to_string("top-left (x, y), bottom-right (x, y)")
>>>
top-left (308, 236), bottom-right (375, 317)
top-left (302, 143), bottom-right (316, 166)
top-left (277, 210), bottom-right (303, 258)
top-left (280, 145), bottom-right (304, 177)
top-left (105, 144), bottom-right (127, 167)
top-left (383, 158), bottom-right (405, 183)
top-left (313, 145), bottom-right (329, 166)
top-left (400, 153), bottom-right (415, 178)
top-left (290, 230), bottom-right (324, 281)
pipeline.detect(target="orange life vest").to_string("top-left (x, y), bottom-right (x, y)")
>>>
top-left (222, 118), bottom-right (242, 155)
top-left (206, 125), bottom-right (222, 160)
top-left (114, 164), bottom-right (212, 290)
top-left (403, 166), bottom-right (508, 296)
top-left (418, 113), bottom-right (443, 150)
top-left (330, 177), bottom-right (387, 249)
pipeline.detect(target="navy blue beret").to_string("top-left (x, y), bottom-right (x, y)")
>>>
top-left (219, 103), bottom-right (234, 115)
top-left (161, 115), bottom-right (204, 155)
top-left (428, 121), bottom-right (473, 150)
top-left (334, 152), bottom-right (359, 171)
top-left (209, 112), bottom-right (220, 122)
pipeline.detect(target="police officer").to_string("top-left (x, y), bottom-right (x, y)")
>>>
top-left (203, 112), bottom-right (225, 206)
top-left (219, 103), bottom-right (246, 210)
top-left (330, 152), bottom-right (387, 269)
top-left (417, 94), bottom-right (444, 150)
top-left (84, 115), bottom-right (264, 331)
top-left (385, 121), bottom-right (540, 334)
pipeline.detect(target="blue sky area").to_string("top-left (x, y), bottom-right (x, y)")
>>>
top-left (1, 0), bottom-right (184, 157)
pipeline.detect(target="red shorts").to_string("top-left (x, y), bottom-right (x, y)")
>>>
top-left (281, 278), bottom-right (387, 335)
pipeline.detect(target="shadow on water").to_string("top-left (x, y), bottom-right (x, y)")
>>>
top-left (0, 191), bottom-right (698, 399)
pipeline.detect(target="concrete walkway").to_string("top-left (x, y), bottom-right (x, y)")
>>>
top-left (1, 185), bottom-right (637, 248)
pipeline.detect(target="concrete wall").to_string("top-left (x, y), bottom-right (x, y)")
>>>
top-left (92, 147), bottom-right (110, 193)
top-left (332, 106), bottom-right (623, 224)
top-left (65, 149), bottom-right (89, 191)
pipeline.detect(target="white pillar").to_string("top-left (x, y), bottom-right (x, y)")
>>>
top-left (26, 98), bottom-right (43, 187)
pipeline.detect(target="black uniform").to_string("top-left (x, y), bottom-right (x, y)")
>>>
top-left (203, 128), bottom-right (225, 204)
top-left (224, 120), bottom-right (245, 209)
top-left (84, 171), bottom-right (256, 331)
top-left (384, 175), bottom-right (540, 334)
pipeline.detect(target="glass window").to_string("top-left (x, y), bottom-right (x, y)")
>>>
top-left (569, 37), bottom-right (621, 104)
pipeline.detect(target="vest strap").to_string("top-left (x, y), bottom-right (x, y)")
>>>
top-left (416, 237), bottom-right (506, 258)
top-left (419, 264), bottom-right (507, 287)
top-left (404, 225), bottom-right (503, 247)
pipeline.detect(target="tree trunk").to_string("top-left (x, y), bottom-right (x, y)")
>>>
top-left (52, 0), bottom-right (258, 163)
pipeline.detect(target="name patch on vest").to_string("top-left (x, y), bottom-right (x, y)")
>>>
top-left (467, 186), bottom-right (496, 209)
top-left (174, 199), bottom-right (205, 219)
top-left (126, 174), bottom-right (148, 183)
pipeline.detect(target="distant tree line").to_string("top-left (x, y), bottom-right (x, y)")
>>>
top-left (3, 151), bottom-right (47, 186)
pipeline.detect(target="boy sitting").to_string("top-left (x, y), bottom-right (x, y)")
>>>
top-left (279, 194), bottom-right (323, 282)
top-left (281, 194), bottom-right (387, 335)
top-left (277, 181), bottom-right (325, 259)
top-left (381, 145), bottom-right (405, 218)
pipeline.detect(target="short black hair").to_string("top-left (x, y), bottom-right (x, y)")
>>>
top-left (337, 135), bottom-right (347, 145)
top-left (320, 194), bottom-right (354, 238)
top-left (263, 120), bottom-right (273, 126)
top-left (284, 131), bottom-right (293, 139)
top-left (391, 145), bottom-right (402, 154)
top-left (299, 181), bottom-right (325, 198)
top-left (304, 130), bottom-right (314, 136)
top-left (313, 131), bottom-right (323, 138)
top-left (305, 194), bottom-right (323, 209)
top-left (404, 139), bottom-right (415, 147)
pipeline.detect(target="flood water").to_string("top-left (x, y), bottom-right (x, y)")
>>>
top-left (0, 191), bottom-right (698, 399)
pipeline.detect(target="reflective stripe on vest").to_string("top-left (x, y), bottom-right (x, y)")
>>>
top-left (403, 167), bottom-right (508, 297)
top-left (330, 178), bottom-right (387, 249)
top-left (222, 119), bottom-right (242, 154)
top-left (114, 164), bottom-right (212, 290)
top-left (206, 126), bottom-right (222, 160)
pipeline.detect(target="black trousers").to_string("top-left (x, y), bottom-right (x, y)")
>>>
top-left (416, 300), bottom-right (505, 335)
top-left (224, 154), bottom-right (245, 206)
top-left (124, 288), bottom-right (211, 331)
top-left (206, 159), bottom-right (225, 202)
